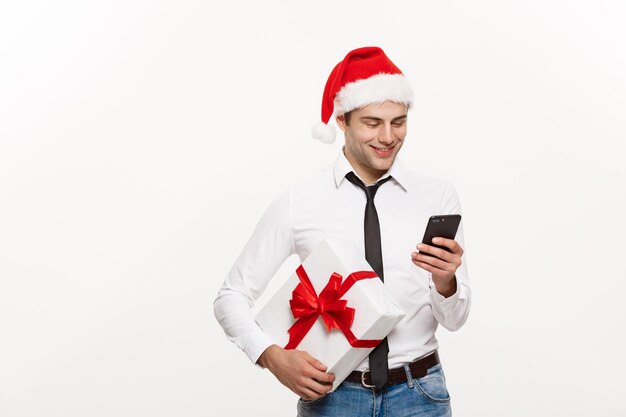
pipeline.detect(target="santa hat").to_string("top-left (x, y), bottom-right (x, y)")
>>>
top-left (312, 46), bottom-right (414, 144)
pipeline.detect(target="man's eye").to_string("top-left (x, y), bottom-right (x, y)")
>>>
top-left (392, 121), bottom-right (406, 127)
top-left (365, 123), bottom-right (379, 128)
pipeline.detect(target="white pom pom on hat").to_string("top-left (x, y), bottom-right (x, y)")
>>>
top-left (312, 46), bottom-right (414, 144)
top-left (311, 122), bottom-right (337, 144)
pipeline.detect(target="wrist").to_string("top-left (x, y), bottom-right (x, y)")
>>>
top-left (257, 344), bottom-right (281, 369)
top-left (435, 275), bottom-right (457, 298)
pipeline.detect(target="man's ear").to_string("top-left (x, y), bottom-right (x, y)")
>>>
top-left (336, 114), bottom-right (347, 133)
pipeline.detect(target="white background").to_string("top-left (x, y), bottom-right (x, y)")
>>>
top-left (1, 1), bottom-right (625, 416)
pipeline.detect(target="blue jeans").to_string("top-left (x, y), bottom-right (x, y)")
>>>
top-left (297, 363), bottom-right (452, 417)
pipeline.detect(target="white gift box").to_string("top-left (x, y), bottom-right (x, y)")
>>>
top-left (255, 238), bottom-right (405, 391)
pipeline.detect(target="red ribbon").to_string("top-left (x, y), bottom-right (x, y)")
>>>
top-left (284, 265), bottom-right (382, 350)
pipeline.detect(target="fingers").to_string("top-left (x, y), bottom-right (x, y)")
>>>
top-left (292, 351), bottom-right (335, 400)
top-left (412, 255), bottom-right (448, 273)
top-left (416, 243), bottom-right (454, 263)
top-left (412, 239), bottom-right (463, 280)
top-left (414, 251), bottom-right (460, 271)
top-left (301, 351), bottom-right (335, 385)
top-left (300, 387), bottom-right (320, 401)
top-left (431, 237), bottom-right (464, 256)
top-left (268, 348), bottom-right (335, 401)
top-left (414, 239), bottom-right (463, 269)
top-left (312, 370), bottom-right (335, 385)
top-left (297, 369), bottom-right (333, 400)
top-left (296, 384), bottom-right (332, 401)
top-left (302, 351), bottom-right (328, 372)
top-left (305, 378), bottom-right (333, 397)
top-left (411, 256), bottom-right (448, 276)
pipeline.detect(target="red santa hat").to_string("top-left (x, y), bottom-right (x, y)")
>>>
top-left (312, 46), bottom-right (414, 143)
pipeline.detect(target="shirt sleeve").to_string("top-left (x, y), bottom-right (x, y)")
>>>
top-left (428, 182), bottom-right (472, 331)
top-left (213, 190), bottom-right (295, 364)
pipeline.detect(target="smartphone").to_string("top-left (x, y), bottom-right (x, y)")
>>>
top-left (419, 214), bottom-right (462, 257)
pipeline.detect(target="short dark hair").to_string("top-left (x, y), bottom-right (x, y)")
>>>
top-left (343, 111), bottom-right (353, 126)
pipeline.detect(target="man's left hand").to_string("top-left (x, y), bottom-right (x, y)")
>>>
top-left (411, 237), bottom-right (463, 298)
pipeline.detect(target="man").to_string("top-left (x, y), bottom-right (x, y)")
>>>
top-left (214, 46), bottom-right (471, 417)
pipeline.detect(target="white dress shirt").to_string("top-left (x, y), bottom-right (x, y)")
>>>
top-left (213, 151), bottom-right (471, 372)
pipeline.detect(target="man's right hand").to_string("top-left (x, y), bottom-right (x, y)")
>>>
top-left (257, 344), bottom-right (335, 401)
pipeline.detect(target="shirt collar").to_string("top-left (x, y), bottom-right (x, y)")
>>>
top-left (333, 149), bottom-right (410, 191)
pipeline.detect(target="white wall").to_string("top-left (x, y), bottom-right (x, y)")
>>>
top-left (1, 1), bottom-right (625, 416)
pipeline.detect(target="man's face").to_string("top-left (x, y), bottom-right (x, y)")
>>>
top-left (336, 101), bottom-right (408, 184)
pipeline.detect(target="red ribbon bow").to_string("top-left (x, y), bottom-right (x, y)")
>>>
top-left (284, 265), bottom-right (382, 350)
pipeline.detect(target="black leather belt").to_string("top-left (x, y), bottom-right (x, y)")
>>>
top-left (344, 351), bottom-right (440, 389)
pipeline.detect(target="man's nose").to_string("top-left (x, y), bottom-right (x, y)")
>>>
top-left (379, 125), bottom-right (394, 144)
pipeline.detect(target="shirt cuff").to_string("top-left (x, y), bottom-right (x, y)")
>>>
top-left (430, 280), bottom-right (462, 316)
top-left (236, 329), bottom-right (275, 366)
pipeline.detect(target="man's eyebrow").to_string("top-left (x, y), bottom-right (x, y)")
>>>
top-left (359, 115), bottom-right (408, 122)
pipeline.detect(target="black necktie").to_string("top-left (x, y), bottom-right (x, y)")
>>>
top-left (345, 171), bottom-right (392, 390)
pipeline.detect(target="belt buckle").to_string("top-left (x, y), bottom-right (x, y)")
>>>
top-left (360, 370), bottom-right (376, 389)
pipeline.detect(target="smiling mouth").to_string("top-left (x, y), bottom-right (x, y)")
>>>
top-left (371, 145), bottom-right (395, 156)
